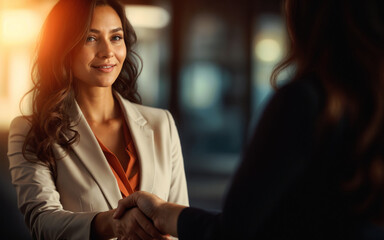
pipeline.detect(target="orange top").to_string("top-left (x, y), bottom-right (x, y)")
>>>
top-left (95, 122), bottom-right (140, 197)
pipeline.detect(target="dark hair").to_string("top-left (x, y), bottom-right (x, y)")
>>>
top-left (22, 0), bottom-right (142, 178)
top-left (272, 0), bottom-right (384, 220)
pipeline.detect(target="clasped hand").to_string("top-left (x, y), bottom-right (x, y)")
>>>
top-left (111, 191), bottom-right (168, 240)
top-left (113, 191), bottom-right (186, 239)
top-left (111, 206), bottom-right (166, 240)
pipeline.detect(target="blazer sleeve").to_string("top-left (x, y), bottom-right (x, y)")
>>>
top-left (165, 110), bottom-right (189, 207)
top-left (8, 117), bottom-right (98, 240)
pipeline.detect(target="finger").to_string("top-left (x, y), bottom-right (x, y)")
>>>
top-left (134, 209), bottom-right (165, 239)
top-left (120, 233), bottom-right (141, 240)
top-left (114, 193), bottom-right (138, 219)
top-left (133, 223), bottom-right (153, 240)
top-left (115, 220), bottom-right (145, 240)
top-left (133, 232), bottom-right (145, 240)
top-left (134, 221), bottom-right (169, 240)
top-left (113, 203), bottom-right (125, 219)
top-left (119, 222), bottom-right (149, 240)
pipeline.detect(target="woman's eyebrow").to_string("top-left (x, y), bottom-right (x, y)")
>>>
top-left (89, 27), bottom-right (123, 33)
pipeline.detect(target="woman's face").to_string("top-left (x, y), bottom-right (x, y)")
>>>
top-left (72, 5), bottom-right (126, 91)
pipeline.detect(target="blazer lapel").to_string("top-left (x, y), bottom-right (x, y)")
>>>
top-left (115, 93), bottom-right (156, 193)
top-left (67, 102), bottom-right (122, 209)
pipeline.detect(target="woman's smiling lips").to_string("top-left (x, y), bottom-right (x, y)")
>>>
top-left (92, 64), bottom-right (116, 73)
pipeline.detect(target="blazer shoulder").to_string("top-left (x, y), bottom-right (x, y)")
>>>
top-left (8, 116), bottom-right (31, 156)
top-left (131, 103), bottom-right (168, 114)
top-left (9, 116), bottom-right (31, 136)
top-left (130, 103), bottom-right (172, 124)
top-left (277, 77), bottom-right (324, 105)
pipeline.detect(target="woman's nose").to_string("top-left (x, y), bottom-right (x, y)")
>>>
top-left (97, 40), bottom-right (114, 59)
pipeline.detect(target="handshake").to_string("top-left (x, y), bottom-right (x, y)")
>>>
top-left (100, 191), bottom-right (187, 240)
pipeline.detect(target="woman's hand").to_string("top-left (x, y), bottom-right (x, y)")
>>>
top-left (113, 191), bottom-right (187, 237)
top-left (91, 207), bottom-right (166, 240)
top-left (113, 207), bottom-right (167, 240)
top-left (113, 191), bottom-right (164, 221)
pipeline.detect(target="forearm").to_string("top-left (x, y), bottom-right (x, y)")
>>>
top-left (23, 209), bottom-right (99, 240)
top-left (10, 154), bottom-right (100, 239)
top-left (156, 202), bottom-right (186, 237)
top-left (91, 210), bottom-right (115, 239)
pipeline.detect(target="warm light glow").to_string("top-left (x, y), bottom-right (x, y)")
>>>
top-left (255, 38), bottom-right (281, 62)
top-left (0, 50), bottom-right (32, 129)
top-left (0, 9), bottom-right (41, 46)
top-left (0, 4), bottom-right (55, 130)
top-left (125, 5), bottom-right (170, 29)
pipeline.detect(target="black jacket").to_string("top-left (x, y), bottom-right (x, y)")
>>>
top-left (178, 77), bottom-right (384, 239)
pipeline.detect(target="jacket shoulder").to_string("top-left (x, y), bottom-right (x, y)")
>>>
top-left (131, 103), bottom-right (168, 115)
top-left (8, 116), bottom-right (31, 156)
top-left (9, 116), bottom-right (31, 136)
top-left (130, 103), bottom-right (173, 124)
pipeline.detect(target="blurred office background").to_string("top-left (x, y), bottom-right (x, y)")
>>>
top-left (0, 0), bottom-right (286, 238)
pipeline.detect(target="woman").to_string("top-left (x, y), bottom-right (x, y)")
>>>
top-left (114, 0), bottom-right (384, 239)
top-left (7, 0), bottom-right (188, 239)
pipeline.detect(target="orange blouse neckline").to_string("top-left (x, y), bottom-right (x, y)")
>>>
top-left (95, 121), bottom-right (140, 197)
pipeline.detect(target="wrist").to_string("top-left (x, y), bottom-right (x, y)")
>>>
top-left (91, 210), bottom-right (115, 239)
top-left (155, 203), bottom-right (186, 237)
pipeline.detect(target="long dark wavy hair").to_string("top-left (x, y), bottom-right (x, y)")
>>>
top-left (272, 0), bottom-right (384, 221)
top-left (22, 0), bottom-right (142, 179)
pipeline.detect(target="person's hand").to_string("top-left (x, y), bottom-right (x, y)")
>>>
top-left (113, 191), bottom-right (187, 237)
top-left (112, 207), bottom-right (167, 240)
top-left (113, 191), bottom-right (164, 221)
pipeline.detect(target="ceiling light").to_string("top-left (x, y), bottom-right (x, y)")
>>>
top-left (125, 5), bottom-right (170, 29)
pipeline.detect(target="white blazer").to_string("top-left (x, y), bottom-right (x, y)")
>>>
top-left (8, 92), bottom-right (189, 240)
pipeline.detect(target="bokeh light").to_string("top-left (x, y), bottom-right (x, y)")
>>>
top-left (125, 5), bottom-right (170, 29)
top-left (254, 38), bottom-right (281, 62)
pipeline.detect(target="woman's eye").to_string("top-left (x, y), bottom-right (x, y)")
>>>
top-left (86, 36), bottom-right (96, 42)
top-left (111, 35), bottom-right (123, 41)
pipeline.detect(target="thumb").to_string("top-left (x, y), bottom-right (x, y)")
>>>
top-left (113, 192), bottom-right (139, 219)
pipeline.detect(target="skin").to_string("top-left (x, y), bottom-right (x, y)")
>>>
top-left (114, 191), bottom-right (187, 238)
top-left (72, 4), bottom-right (129, 167)
top-left (71, 5), bottom-right (164, 239)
